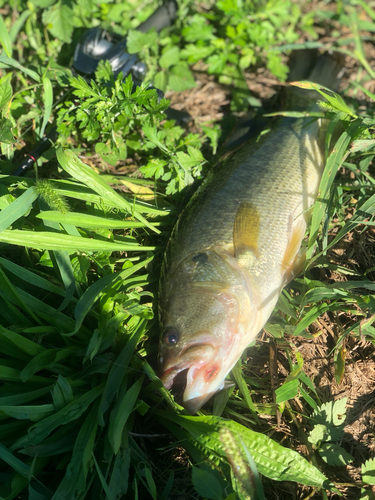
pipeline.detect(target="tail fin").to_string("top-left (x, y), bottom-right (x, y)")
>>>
top-left (287, 51), bottom-right (344, 109)
top-left (305, 52), bottom-right (344, 92)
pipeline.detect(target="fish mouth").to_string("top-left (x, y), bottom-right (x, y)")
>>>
top-left (159, 343), bottom-right (215, 391)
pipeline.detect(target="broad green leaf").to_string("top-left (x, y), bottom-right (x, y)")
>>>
top-left (362, 458), bottom-right (375, 485)
top-left (0, 15), bottom-right (12, 57)
top-left (319, 443), bottom-right (353, 466)
top-left (160, 46), bottom-right (180, 69)
top-left (30, 0), bottom-right (55, 7)
top-left (300, 286), bottom-right (347, 308)
top-left (275, 379), bottom-right (299, 404)
top-left (0, 116), bottom-right (14, 143)
top-left (56, 148), bottom-right (159, 233)
top-left (311, 398), bottom-right (348, 427)
top-left (153, 70), bottom-right (168, 93)
top-left (168, 65), bottom-right (195, 91)
top-left (192, 467), bottom-right (223, 500)
top-left (0, 187), bottom-right (38, 233)
top-left (299, 386), bottom-right (319, 412)
top-left (157, 412), bottom-right (331, 488)
top-left (219, 428), bottom-right (256, 498)
top-left (28, 483), bottom-right (54, 500)
top-left (127, 29), bottom-right (158, 54)
top-left (308, 424), bottom-right (327, 446)
top-left (350, 139), bottom-right (375, 153)
top-left (14, 287), bottom-right (77, 332)
top-left (43, 2), bottom-right (74, 43)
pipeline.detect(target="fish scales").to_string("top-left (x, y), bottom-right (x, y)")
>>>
top-left (168, 118), bottom-right (323, 287)
top-left (158, 53), bottom-right (342, 413)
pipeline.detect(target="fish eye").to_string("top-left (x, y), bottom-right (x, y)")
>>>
top-left (163, 327), bottom-right (180, 346)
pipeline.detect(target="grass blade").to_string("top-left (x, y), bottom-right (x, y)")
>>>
top-left (99, 319), bottom-right (146, 419)
top-left (0, 257), bottom-right (66, 297)
top-left (12, 385), bottom-right (105, 449)
top-left (0, 15), bottom-right (12, 58)
top-left (0, 229), bottom-right (157, 252)
top-left (39, 76), bottom-right (53, 137)
top-left (56, 148), bottom-right (160, 233)
top-left (0, 187), bottom-right (38, 233)
top-left (0, 55), bottom-right (40, 81)
top-left (307, 119), bottom-right (366, 258)
top-left (0, 443), bottom-right (30, 478)
top-left (8, 10), bottom-right (31, 44)
top-left (0, 324), bottom-right (45, 357)
top-left (37, 210), bottom-right (163, 229)
top-left (108, 374), bottom-right (144, 454)
top-left (92, 454), bottom-right (116, 500)
top-left (72, 256), bottom-right (153, 334)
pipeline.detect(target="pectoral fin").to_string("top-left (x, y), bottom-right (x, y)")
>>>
top-left (282, 215), bottom-right (307, 285)
top-left (233, 202), bottom-right (260, 261)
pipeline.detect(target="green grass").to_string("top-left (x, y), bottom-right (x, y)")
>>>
top-left (1, 0), bottom-right (375, 499)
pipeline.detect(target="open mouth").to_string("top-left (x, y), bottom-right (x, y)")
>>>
top-left (160, 343), bottom-right (215, 390)
top-left (168, 368), bottom-right (188, 404)
top-left (160, 363), bottom-right (188, 390)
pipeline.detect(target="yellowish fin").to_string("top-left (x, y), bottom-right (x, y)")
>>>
top-left (282, 215), bottom-right (307, 285)
top-left (233, 202), bottom-right (260, 263)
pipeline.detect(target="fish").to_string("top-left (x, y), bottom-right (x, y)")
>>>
top-left (158, 52), bottom-right (342, 413)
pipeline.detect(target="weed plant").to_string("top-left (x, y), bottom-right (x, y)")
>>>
top-left (0, 1), bottom-right (375, 499)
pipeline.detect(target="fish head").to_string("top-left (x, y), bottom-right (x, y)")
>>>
top-left (159, 250), bottom-right (253, 413)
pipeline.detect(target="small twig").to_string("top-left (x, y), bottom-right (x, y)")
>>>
top-left (269, 337), bottom-right (281, 427)
top-left (129, 432), bottom-right (170, 438)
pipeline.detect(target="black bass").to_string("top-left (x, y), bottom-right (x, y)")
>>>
top-left (158, 53), bottom-right (342, 413)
